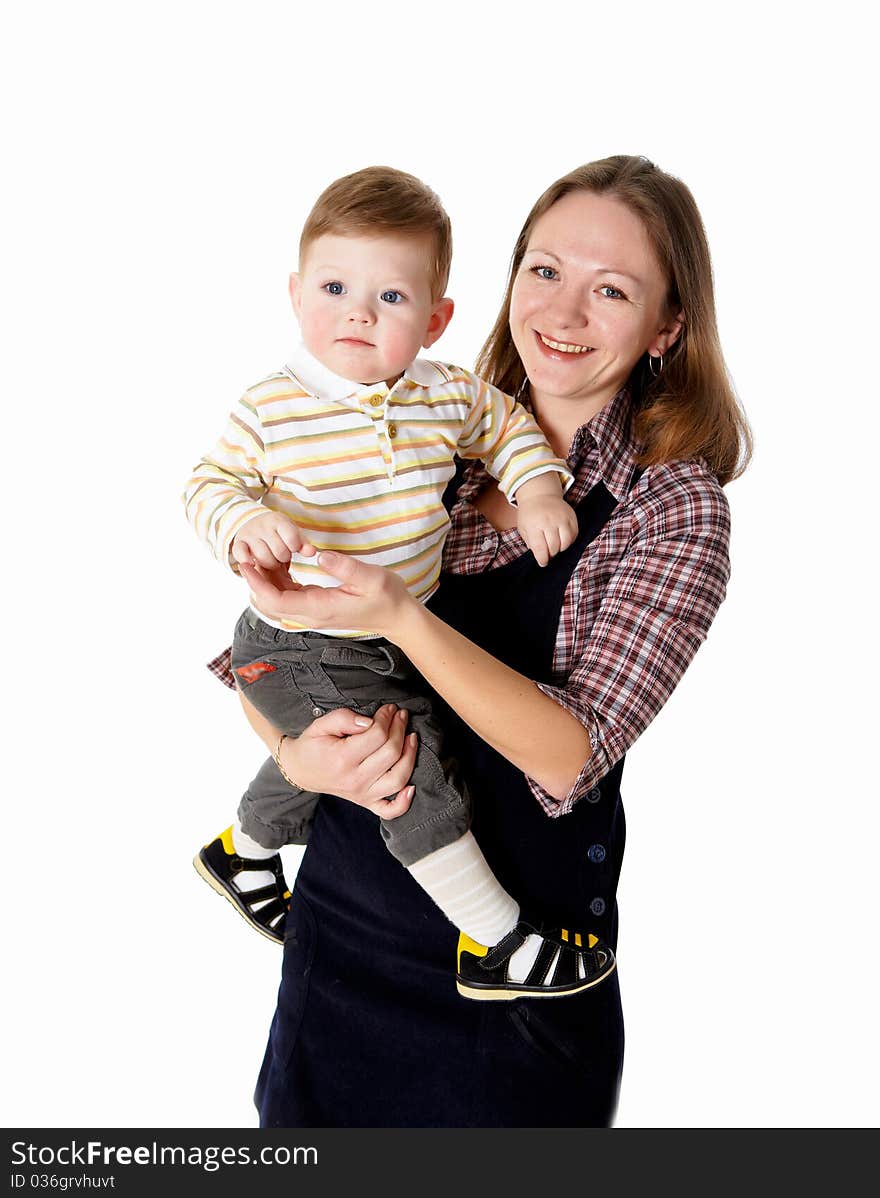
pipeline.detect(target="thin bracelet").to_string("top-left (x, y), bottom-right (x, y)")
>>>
top-left (273, 734), bottom-right (301, 790)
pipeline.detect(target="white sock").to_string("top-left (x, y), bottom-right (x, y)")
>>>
top-left (408, 831), bottom-right (520, 947)
top-left (230, 818), bottom-right (277, 893)
top-left (507, 934), bottom-right (545, 983)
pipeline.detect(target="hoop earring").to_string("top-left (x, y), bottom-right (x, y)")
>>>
top-left (514, 375), bottom-right (531, 406)
top-left (648, 353), bottom-right (664, 378)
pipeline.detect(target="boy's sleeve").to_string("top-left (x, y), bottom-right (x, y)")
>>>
top-left (182, 394), bottom-right (270, 570)
top-left (455, 372), bottom-right (573, 499)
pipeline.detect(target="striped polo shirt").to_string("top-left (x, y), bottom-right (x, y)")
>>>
top-left (184, 345), bottom-right (571, 634)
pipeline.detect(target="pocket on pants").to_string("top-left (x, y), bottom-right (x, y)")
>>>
top-left (318, 642), bottom-right (422, 712)
top-left (319, 640), bottom-right (398, 676)
top-left (507, 970), bottom-right (624, 1080)
top-left (229, 653), bottom-right (316, 735)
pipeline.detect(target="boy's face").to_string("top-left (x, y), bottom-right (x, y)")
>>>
top-left (290, 232), bottom-right (453, 386)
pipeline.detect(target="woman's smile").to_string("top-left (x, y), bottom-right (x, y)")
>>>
top-left (536, 332), bottom-right (595, 355)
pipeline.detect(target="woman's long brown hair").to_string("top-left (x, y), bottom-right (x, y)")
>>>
top-left (475, 156), bottom-right (752, 485)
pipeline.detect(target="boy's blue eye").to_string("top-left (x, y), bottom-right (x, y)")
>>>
top-left (325, 281), bottom-right (345, 295)
top-left (380, 290), bottom-right (404, 304)
top-left (531, 265), bottom-right (558, 281)
top-left (599, 284), bottom-right (626, 300)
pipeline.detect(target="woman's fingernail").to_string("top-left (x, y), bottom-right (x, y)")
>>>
top-left (409, 733), bottom-right (418, 747)
top-left (354, 717), bottom-right (371, 727)
top-left (404, 786), bottom-right (415, 799)
top-left (397, 709), bottom-right (408, 722)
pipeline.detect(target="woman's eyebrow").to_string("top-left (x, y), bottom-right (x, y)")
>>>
top-left (524, 248), bottom-right (643, 285)
top-left (596, 267), bottom-right (644, 284)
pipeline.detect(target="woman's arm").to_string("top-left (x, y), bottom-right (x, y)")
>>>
top-left (374, 603), bottom-right (590, 801)
top-left (240, 464), bottom-right (731, 811)
top-left (239, 556), bottom-right (591, 801)
top-left (536, 466), bottom-right (732, 814)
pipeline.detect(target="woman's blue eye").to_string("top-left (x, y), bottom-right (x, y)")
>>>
top-left (599, 285), bottom-right (625, 300)
top-left (532, 265), bottom-right (557, 280)
top-left (325, 281), bottom-right (345, 295)
top-left (380, 290), bottom-right (404, 304)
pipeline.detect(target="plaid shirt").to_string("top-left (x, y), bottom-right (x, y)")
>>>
top-left (208, 385), bottom-right (731, 817)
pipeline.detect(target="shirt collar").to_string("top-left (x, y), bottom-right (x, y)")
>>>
top-left (284, 342), bottom-right (451, 405)
top-left (405, 357), bottom-right (453, 386)
top-left (573, 386), bottom-right (643, 501)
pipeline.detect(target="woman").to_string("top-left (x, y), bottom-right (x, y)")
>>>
top-left (228, 155), bottom-right (750, 1127)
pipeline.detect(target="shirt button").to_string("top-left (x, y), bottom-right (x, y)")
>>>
top-left (587, 844), bottom-right (606, 863)
top-left (369, 395), bottom-right (383, 407)
top-left (387, 423), bottom-right (398, 438)
top-left (310, 706), bottom-right (323, 718)
top-left (480, 537), bottom-right (494, 552)
top-left (590, 897), bottom-right (606, 917)
top-left (586, 787), bottom-right (601, 803)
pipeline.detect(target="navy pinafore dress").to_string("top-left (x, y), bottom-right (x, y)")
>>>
top-left (256, 477), bottom-right (631, 1127)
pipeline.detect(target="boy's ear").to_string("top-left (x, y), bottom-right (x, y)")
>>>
top-left (288, 272), bottom-right (302, 320)
top-left (422, 297), bottom-right (454, 349)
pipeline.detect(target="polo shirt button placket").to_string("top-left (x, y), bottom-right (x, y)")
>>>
top-left (383, 413), bottom-right (399, 481)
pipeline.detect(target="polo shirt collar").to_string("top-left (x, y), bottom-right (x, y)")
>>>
top-left (405, 357), bottom-right (453, 386)
top-left (284, 342), bottom-right (451, 404)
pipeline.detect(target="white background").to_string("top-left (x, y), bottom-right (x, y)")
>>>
top-left (2, 0), bottom-right (877, 1130)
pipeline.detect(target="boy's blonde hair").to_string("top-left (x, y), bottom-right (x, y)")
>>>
top-left (299, 166), bottom-right (453, 299)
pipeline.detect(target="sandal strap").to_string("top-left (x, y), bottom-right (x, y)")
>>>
top-left (231, 853), bottom-right (283, 874)
top-left (580, 949), bottom-right (604, 980)
top-left (480, 925), bottom-right (528, 970)
top-left (249, 896), bottom-right (287, 926)
top-left (241, 883), bottom-right (285, 908)
top-left (548, 944), bottom-right (580, 987)
top-left (524, 938), bottom-right (559, 986)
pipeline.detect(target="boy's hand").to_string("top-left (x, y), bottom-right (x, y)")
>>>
top-left (516, 495), bottom-right (578, 567)
top-left (231, 512), bottom-right (315, 570)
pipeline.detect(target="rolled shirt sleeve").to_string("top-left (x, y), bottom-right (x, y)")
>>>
top-left (528, 462), bottom-right (732, 815)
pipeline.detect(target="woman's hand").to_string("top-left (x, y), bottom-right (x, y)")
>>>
top-left (276, 703), bottom-right (419, 819)
top-left (239, 552), bottom-right (416, 640)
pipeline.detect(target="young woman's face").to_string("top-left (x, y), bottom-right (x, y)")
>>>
top-left (510, 190), bottom-right (681, 415)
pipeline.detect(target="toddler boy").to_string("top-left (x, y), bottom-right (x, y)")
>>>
top-left (184, 166), bottom-right (616, 1000)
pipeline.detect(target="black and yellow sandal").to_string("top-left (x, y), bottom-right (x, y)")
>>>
top-left (456, 922), bottom-right (616, 1001)
top-left (193, 827), bottom-right (290, 945)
